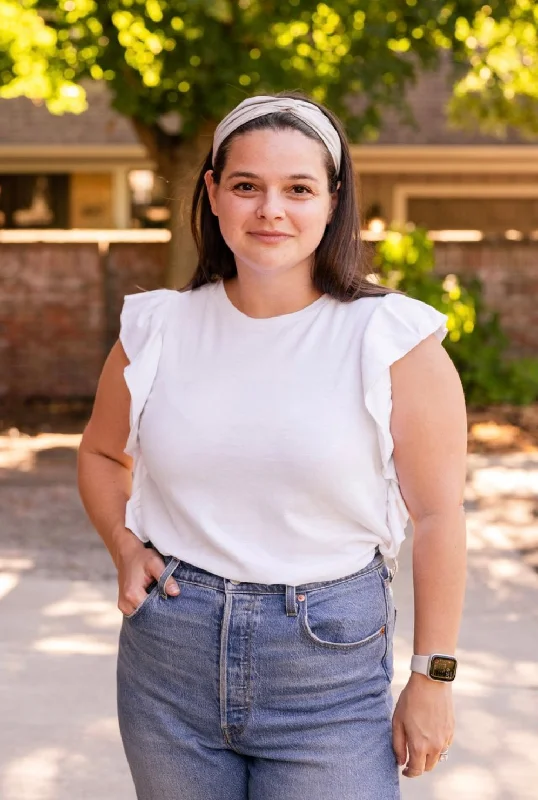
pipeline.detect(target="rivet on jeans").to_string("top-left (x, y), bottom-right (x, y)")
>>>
top-left (297, 594), bottom-right (305, 601)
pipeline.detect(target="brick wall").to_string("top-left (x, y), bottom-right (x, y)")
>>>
top-left (434, 242), bottom-right (538, 356)
top-left (104, 242), bottom-right (168, 353)
top-left (0, 239), bottom-right (536, 401)
top-left (0, 241), bottom-right (167, 400)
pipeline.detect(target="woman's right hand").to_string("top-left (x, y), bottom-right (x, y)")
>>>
top-left (114, 533), bottom-right (180, 616)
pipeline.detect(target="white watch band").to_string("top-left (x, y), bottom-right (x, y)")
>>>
top-left (410, 655), bottom-right (431, 676)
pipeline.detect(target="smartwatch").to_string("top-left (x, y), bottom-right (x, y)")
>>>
top-left (410, 654), bottom-right (457, 682)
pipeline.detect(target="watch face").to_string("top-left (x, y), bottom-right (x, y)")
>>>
top-left (429, 656), bottom-right (457, 682)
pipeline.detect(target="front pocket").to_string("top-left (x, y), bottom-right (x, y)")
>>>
top-left (123, 580), bottom-right (159, 621)
top-left (300, 606), bottom-right (386, 650)
top-left (298, 569), bottom-right (388, 650)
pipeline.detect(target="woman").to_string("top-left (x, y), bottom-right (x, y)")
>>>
top-left (77, 92), bottom-right (467, 799)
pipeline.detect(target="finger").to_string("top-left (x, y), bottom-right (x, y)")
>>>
top-left (392, 719), bottom-right (408, 767)
top-left (403, 745), bottom-right (427, 778)
top-left (148, 554), bottom-right (167, 582)
top-left (119, 585), bottom-right (150, 615)
top-left (424, 748), bottom-right (442, 772)
top-left (163, 574), bottom-right (180, 596)
top-left (147, 555), bottom-right (180, 596)
top-left (437, 738), bottom-right (453, 766)
top-left (403, 765), bottom-right (425, 779)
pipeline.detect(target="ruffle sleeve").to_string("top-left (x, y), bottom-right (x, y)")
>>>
top-left (119, 288), bottom-right (177, 538)
top-left (361, 293), bottom-right (449, 557)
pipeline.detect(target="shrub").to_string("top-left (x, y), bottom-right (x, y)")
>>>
top-left (373, 225), bottom-right (538, 407)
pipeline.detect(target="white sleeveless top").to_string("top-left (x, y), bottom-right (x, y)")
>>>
top-left (120, 279), bottom-right (447, 585)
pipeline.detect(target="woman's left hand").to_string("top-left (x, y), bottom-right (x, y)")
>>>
top-left (392, 672), bottom-right (455, 778)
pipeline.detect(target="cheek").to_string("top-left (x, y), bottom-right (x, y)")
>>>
top-left (214, 201), bottom-right (255, 256)
top-left (215, 197), bottom-right (250, 234)
top-left (294, 204), bottom-right (331, 242)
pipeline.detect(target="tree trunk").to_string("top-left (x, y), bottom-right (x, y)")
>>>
top-left (167, 132), bottom-right (210, 289)
top-left (131, 118), bottom-right (215, 289)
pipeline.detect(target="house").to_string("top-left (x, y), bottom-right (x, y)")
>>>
top-left (354, 56), bottom-right (538, 239)
top-left (1, 60), bottom-right (537, 237)
top-left (0, 82), bottom-right (157, 231)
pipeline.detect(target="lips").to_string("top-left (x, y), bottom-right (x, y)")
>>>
top-left (248, 231), bottom-right (292, 243)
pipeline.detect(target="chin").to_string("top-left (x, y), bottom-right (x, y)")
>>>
top-left (237, 246), bottom-right (313, 272)
top-left (239, 254), bottom-right (306, 274)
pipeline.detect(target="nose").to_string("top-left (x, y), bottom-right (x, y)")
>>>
top-left (256, 190), bottom-right (285, 220)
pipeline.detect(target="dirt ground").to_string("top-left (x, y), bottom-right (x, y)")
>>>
top-left (0, 403), bottom-right (116, 580)
top-left (467, 404), bottom-right (538, 455)
top-left (0, 402), bottom-right (537, 580)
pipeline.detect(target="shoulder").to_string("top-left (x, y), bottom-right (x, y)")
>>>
top-left (121, 287), bottom-right (180, 319)
top-left (360, 292), bottom-right (449, 396)
top-left (119, 288), bottom-right (180, 363)
top-left (361, 291), bottom-right (447, 331)
top-left (361, 292), bottom-right (448, 358)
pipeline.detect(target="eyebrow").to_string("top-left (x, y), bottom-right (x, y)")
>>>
top-left (226, 171), bottom-right (320, 182)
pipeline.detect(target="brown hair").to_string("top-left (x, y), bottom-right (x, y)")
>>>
top-left (185, 90), bottom-right (391, 301)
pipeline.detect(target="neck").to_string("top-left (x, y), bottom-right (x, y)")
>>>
top-left (223, 271), bottom-right (323, 319)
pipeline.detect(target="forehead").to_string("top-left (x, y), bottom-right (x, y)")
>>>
top-left (223, 128), bottom-right (328, 176)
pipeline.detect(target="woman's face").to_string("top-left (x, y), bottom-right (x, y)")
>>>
top-left (205, 128), bottom-right (338, 278)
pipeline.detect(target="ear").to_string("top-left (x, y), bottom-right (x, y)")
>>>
top-left (327, 180), bottom-right (341, 224)
top-left (204, 170), bottom-right (219, 216)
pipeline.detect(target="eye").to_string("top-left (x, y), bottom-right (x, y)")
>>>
top-left (233, 182), bottom-right (256, 192)
top-left (291, 185), bottom-right (313, 195)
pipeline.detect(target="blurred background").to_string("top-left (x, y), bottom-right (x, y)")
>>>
top-left (0, 2), bottom-right (537, 799)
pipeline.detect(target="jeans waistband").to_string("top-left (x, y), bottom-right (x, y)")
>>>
top-left (145, 541), bottom-right (386, 596)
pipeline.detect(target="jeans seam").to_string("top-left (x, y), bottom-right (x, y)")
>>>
top-left (298, 593), bottom-right (387, 651)
top-left (380, 572), bottom-right (392, 682)
top-left (301, 559), bottom-right (385, 595)
top-left (242, 596), bottom-right (257, 722)
top-left (158, 557), bottom-right (181, 599)
top-left (122, 583), bottom-right (159, 620)
top-left (219, 589), bottom-right (232, 736)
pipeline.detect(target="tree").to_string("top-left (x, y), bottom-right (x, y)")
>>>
top-left (1, 1), bottom-right (536, 285)
top-left (448, 1), bottom-right (538, 139)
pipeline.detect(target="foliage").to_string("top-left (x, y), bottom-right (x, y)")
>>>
top-left (1, 1), bottom-right (536, 142)
top-left (448, 0), bottom-right (538, 139)
top-left (374, 226), bottom-right (476, 344)
top-left (444, 278), bottom-right (538, 406)
top-left (0, 0), bottom-right (86, 112)
top-left (374, 226), bottom-right (538, 407)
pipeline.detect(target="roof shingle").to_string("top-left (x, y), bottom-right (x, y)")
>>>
top-left (0, 82), bottom-right (138, 146)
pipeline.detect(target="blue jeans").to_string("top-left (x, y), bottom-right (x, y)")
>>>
top-left (117, 549), bottom-right (400, 799)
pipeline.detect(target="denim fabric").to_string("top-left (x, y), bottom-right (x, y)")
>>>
top-left (117, 549), bottom-right (400, 799)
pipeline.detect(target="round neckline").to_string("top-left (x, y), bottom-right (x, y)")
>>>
top-left (215, 279), bottom-right (330, 327)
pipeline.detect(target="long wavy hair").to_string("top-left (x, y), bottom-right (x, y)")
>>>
top-left (184, 90), bottom-right (391, 301)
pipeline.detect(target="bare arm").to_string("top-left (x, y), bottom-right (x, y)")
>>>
top-left (392, 333), bottom-right (467, 655)
top-left (77, 340), bottom-right (135, 566)
top-left (389, 333), bottom-right (467, 777)
top-left (77, 340), bottom-right (179, 613)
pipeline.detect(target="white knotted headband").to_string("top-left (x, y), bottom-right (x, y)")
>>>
top-left (212, 96), bottom-right (342, 174)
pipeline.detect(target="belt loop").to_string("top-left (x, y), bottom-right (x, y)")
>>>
top-left (158, 557), bottom-right (181, 599)
top-left (285, 584), bottom-right (298, 616)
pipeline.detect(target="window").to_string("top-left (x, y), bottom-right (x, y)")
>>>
top-left (128, 170), bottom-right (170, 228)
top-left (0, 174), bottom-right (69, 229)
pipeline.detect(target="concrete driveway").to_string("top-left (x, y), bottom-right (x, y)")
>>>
top-left (1, 434), bottom-right (537, 799)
